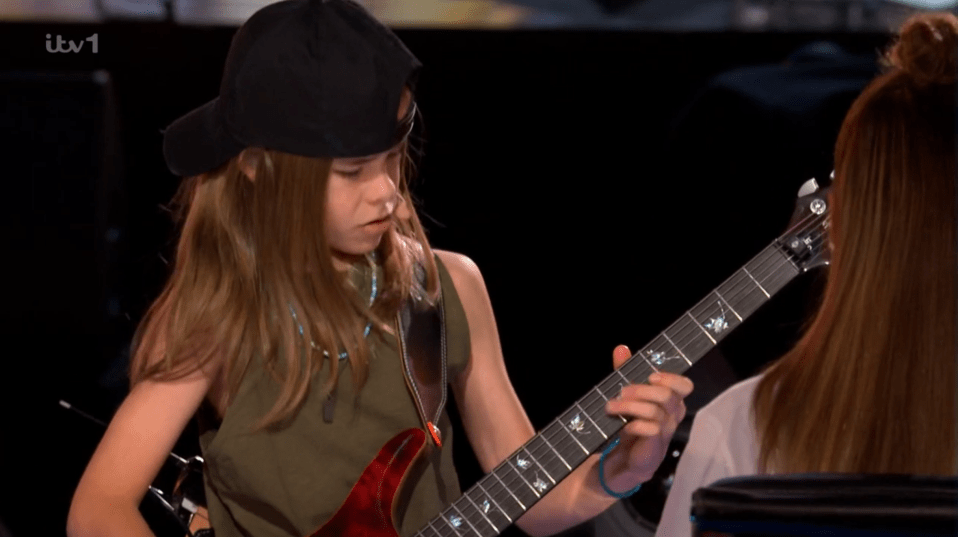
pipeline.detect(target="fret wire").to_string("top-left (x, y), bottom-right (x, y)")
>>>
top-left (572, 393), bottom-right (619, 439)
top-left (650, 242), bottom-right (796, 374)
top-left (663, 309), bottom-right (719, 364)
top-left (641, 335), bottom-right (689, 372)
top-left (593, 386), bottom-right (628, 423)
top-left (760, 254), bottom-right (800, 294)
top-left (450, 503), bottom-right (483, 537)
top-left (485, 446), bottom-right (558, 524)
top-left (463, 493), bottom-right (499, 534)
top-left (546, 409), bottom-right (593, 467)
top-left (521, 440), bottom-right (571, 500)
top-left (544, 421), bottom-right (591, 469)
top-left (491, 471), bottom-right (526, 510)
top-left (540, 421), bottom-right (588, 475)
top-left (690, 299), bottom-right (740, 343)
top-left (729, 273), bottom-right (770, 316)
top-left (573, 402), bottom-right (608, 440)
top-left (637, 352), bottom-right (660, 374)
top-left (713, 290), bottom-right (742, 321)
top-left (506, 460), bottom-right (541, 498)
top-left (475, 475), bottom-right (526, 526)
top-left (664, 309), bottom-right (703, 353)
top-left (601, 372), bottom-right (629, 401)
top-left (586, 387), bottom-right (621, 433)
top-left (528, 425), bottom-right (581, 482)
top-left (748, 250), bottom-right (792, 296)
top-left (490, 474), bottom-right (532, 518)
top-left (476, 482), bottom-right (513, 523)
top-left (661, 332), bottom-right (692, 366)
top-left (749, 247), bottom-right (784, 283)
top-left (558, 414), bottom-right (592, 455)
top-left (743, 266), bottom-right (770, 298)
top-left (428, 518), bottom-right (450, 537)
top-left (716, 273), bottom-right (763, 320)
top-left (621, 353), bottom-right (654, 385)
top-left (580, 395), bottom-right (627, 438)
top-left (521, 447), bottom-right (555, 485)
top-left (441, 509), bottom-right (465, 537)
top-left (686, 311), bottom-right (717, 344)
top-left (493, 470), bottom-right (536, 513)
top-left (540, 433), bottom-right (572, 470)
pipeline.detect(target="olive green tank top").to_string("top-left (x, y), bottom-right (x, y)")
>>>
top-left (198, 256), bottom-right (471, 537)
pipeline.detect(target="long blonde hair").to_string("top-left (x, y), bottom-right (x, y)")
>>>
top-left (752, 11), bottom-right (957, 474)
top-left (129, 142), bottom-right (439, 429)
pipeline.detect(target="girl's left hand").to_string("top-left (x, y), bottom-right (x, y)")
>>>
top-left (601, 344), bottom-right (694, 491)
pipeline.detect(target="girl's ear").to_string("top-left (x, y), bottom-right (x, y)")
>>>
top-left (239, 148), bottom-right (267, 182)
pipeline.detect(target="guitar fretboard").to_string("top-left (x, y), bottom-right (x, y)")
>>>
top-left (414, 241), bottom-right (802, 537)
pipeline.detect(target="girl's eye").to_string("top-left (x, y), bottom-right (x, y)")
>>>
top-left (335, 168), bottom-right (362, 178)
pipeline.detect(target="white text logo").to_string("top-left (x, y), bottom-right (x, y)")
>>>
top-left (46, 34), bottom-right (98, 54)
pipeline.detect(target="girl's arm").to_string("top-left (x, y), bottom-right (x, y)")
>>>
top-left (436, 250), bottom-right (692, 537)
top-left (67, 367), bottom-right (216, 537)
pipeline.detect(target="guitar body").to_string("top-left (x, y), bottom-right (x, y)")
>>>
top-left (309, 428), bottom-right (428, 537)
top-left (180, 428), bottom-right (428, 537)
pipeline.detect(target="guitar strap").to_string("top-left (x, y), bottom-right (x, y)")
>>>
top-left (321, 260), bottom-right (447, 448)
top-left (395, 261), bottom-right (448, 449)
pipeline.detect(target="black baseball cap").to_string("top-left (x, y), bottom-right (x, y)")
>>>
top-left (162, 0), bottom-right (422, 177)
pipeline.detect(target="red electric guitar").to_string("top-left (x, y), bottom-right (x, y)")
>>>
top-left (189, 178), bottom-right (832, 537)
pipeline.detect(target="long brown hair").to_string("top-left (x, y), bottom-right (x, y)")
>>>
top-left (752, 11), bottom-right (958, 474)
top-left (129, 140), bottom-right (439, 429)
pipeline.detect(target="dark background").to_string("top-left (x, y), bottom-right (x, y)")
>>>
top-left (0, 21), bottom-right (888, 537)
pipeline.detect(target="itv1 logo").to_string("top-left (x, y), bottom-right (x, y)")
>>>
top-left (46, 33), bottom-right (99, 54)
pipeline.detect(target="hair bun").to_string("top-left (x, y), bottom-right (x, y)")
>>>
top-left (888, 12), bottom-right (958, 87)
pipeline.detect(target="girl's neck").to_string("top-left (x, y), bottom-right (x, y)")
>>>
top-left (331, 251), bottom-right (367, 272)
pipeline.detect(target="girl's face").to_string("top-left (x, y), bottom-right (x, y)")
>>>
top-left (325, 90), bottom-right (413, 265)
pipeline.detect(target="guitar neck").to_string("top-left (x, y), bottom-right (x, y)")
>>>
top-left (414, 240), bottom-right (802, 537)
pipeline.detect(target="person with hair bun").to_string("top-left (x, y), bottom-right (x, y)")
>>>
top-left (655, 11), bottom-right (957, 537)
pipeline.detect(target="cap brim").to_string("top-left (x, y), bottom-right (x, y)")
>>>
top-left (162, 98), bottom-right (247, 177)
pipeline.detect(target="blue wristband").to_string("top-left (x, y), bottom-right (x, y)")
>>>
top-left (598, 437), bottom-right (643, 499)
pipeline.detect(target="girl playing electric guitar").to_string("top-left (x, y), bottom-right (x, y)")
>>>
top-left (67, 1), bottom-right (693, 536)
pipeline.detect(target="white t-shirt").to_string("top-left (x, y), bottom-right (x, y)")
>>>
top-left (654, 374), bottom-right (765, 537)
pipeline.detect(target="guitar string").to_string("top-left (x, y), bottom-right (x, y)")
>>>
top-left (423, 261), bottom-right (821, 537)
top-left (420, 210), bottom-right (829, 536)
top-left (460, 224), bottom-right (831, 535)
top-left (616, 207), bottom-right (828, 379)
top-left (426, 213), bottom-right (830, 537)
top-left (422, 236), bottom-right (830, 537)
top-left (511, 210), bottom-right (830, 473)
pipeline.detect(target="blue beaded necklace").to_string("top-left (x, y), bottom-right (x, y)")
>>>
top-left (288, 253), bottom-right (378, 361)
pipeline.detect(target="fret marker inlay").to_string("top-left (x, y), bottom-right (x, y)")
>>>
top-left (411, 183), bottom-right (829, 537)
top-left (647, 350), bottom-right (681, 366)
top-left (704, 301), bottom-right (729, 335)
top-left (568, 414), bottom-right (587, 434)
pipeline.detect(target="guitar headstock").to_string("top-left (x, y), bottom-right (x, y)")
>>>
top-left (779, 175), bottom-right (832, 272)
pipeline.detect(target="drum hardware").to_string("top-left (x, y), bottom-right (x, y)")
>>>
top-left (60, 399), bottom-right (209, 537)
